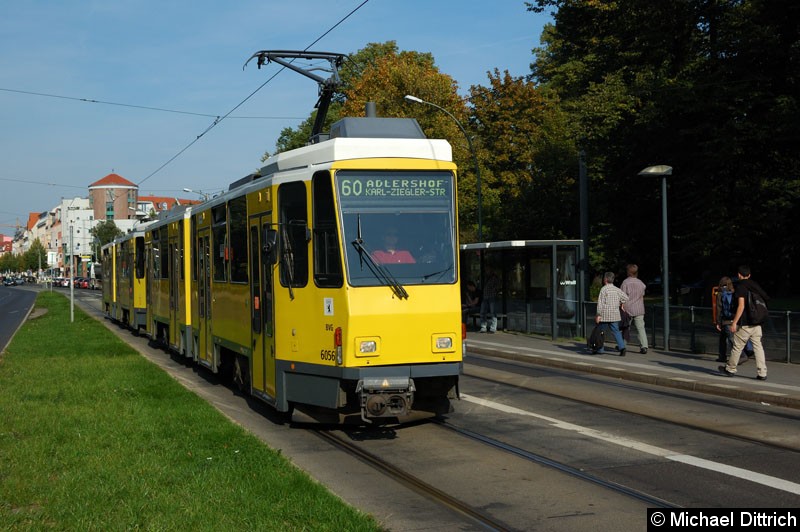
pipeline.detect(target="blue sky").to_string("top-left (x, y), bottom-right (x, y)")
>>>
top-left (0, 0), bottom-right (551, 230)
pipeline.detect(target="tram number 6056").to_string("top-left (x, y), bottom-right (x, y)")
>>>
top-left (320, 349), bottom-right (336, 361)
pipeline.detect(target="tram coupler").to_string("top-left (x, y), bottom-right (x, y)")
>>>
top-left (356, 376), bottom-right (415, 422)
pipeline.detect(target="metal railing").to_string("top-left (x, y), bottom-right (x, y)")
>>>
top-left (582, 302), bottom-right (798, 364)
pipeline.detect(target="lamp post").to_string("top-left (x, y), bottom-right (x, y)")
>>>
top-left (404, 94), bottom-right (483, 243)
top-left (639, 165), bottom-right (673, 350)
top-left (183, 187), bottom-right (211, 201)
top-left (64, 201), bottom-right (81, 324)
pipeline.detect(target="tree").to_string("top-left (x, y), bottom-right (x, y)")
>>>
top-left (469, 70), bottom-right (576, 241)
top-left (527, 0), bottom-right (800, 292)
top-left (21, 238), bottom-right (48, 272)
top-left (91, 220), bottom-right (124, 247)
top-left (0, 252), bottom-right (19, 273)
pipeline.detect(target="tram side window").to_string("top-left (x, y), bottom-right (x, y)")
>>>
top-left (120, 244), bottom-right (129, 279)
top-left (177, 221), bottom-right (184, 281)
top-left (212, 205), bottom-right (227, 282)
top-left (152, 232), bottom-right (161, 279)
top-left (229, 196), bottom-right (248, 283)
top-left (159, 227), bottom-right (169, 279)
top-left (102, 249), bottom-right (110, 280)
top-left (312, 172), bottom-right (342, 288)
top-left (116, 245), bottom-right (124, 281)
top-left (191, 220), bottom-right (197, 281)
top-left (135, 236), bottom-right (145, 279)
top-left (278, 181), bottom-right (309, 288)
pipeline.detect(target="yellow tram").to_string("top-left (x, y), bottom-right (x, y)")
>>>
top-left (104, 114), bottom-right (463, 423)
top-left (102, 229), bottom-right (147, 330)
top-left (144, 206), bottom-right (193, 355)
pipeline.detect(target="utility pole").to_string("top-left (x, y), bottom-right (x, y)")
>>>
top-left (70, 225), bottom-right (74, 323)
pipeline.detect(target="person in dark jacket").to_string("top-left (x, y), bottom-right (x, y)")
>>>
top-left (461, 280), bottom-right (481, 325)
top-left (479, 271), bottom-right (501, 333)
top-left (714, 276), bottom-right (754, 363)
top-left (719, 265), bottom-right (769, 380)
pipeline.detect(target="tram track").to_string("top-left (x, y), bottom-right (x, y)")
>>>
top-left (314, 428), bottom-right (515, 532)
top-left (455, 356), bottom-right (800, 508)
top-left (464, 354), bottom-right (800, 453)
top-left (433, 420), bottom-right (678, 509)
top-left (312, 413), bottom-right (675, 532)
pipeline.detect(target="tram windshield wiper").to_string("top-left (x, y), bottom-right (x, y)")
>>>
top-left (351, 238), bottom-right (409, 299)
top-left (421, 263), bottom-right (453, 282)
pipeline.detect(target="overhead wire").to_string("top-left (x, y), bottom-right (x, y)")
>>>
top-left (137, 0), bottom-right (371, 187)
top-left (0, 176), bottom-right (85, 190)
top-left (0, 87), bottom-right (303, 120)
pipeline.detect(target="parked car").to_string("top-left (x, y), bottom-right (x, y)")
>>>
top-left (3, 277), bottom-right (15, 286)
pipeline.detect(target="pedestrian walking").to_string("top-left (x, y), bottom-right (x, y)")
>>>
top-left (594, 271), bottom-right (629, 356)
top-left (719, 265), bottom-right (769, 380)
top-left (620, 264), bottom-right (649, 353)
top-left (713, 276), bottom-right (754, 364)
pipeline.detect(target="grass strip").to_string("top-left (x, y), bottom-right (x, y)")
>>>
top-left (0, 292), bottom-right (382, 531)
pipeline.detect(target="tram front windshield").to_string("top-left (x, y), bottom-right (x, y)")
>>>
top-left (337, 170), bottom-right (456, 287)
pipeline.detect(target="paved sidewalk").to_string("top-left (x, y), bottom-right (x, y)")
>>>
top-left (466, 331), bottom-right (800, 410)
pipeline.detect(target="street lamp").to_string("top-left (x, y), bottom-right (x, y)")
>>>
top-left (404, 94), bottom-right (483, 242)
top-left (639, 165), bottom-right (673, 350)
top-left (183, 187), bottom-right (211, 201)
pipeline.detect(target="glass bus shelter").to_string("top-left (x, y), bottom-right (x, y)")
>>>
top-left (460, 240), bottom-right (585, 340)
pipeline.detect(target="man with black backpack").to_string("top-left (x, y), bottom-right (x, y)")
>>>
top-left (719, 265), bottom-right (769, 380)
top-left (714, 276), bottom-right (755, 363)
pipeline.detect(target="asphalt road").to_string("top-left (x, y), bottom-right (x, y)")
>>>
top-left (0, 285), bottom-right (37, 353)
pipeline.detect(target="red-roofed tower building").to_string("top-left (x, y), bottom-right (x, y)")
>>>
top-left (88, 173), bottom-right (138, 221)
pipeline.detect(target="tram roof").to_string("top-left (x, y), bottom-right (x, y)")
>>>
top-left (259, 131), bottom-right (452, 179)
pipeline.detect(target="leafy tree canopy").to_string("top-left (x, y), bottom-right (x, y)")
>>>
top-left (21, 238), bottom-right (48, 271)
top-left (90, 220), bottom-right (124, 247)
top-left (527, 0), bottom-right (800, 292)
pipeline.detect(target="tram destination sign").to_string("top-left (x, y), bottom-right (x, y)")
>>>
top-left (337, 171), bottom-right (453, 206)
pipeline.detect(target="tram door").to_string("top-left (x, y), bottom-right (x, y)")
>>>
top-left (249, 214), bottom-right (276, 398)
top-left (168, 234), bottom-right (180, 349)
top-left (197, 229), bottom-right (213, 367)
top-left (145, 243), bottom-right (154, 333)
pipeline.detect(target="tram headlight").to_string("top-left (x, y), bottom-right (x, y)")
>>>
top-left (354, 336), bottom-right (380, 358)
top-left (431, 334), bottom-right (456, 353)
top-left (359, 340), bottom-right (377, 353)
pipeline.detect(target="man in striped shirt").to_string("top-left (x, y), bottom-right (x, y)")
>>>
top-left (595, 271), bottom-right (629, 356)
top-left (620, 264), bottom-right (649, 354)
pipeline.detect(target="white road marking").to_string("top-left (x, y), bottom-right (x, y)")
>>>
top-left (462, 393), bottom-right (800, 495)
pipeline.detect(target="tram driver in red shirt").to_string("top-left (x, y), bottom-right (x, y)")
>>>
top-left (372, 228), bottom-right (416, 264)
